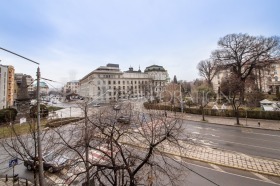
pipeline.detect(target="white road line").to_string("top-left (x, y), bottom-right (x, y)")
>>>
top-left (202, 137), bottom-right (280, 152)
top-left (252, 172), bottom-right (276, 184)
top-left (243, 131), bottom-right (280, 138)
top-left (183, 161), bottom-right (280, 186)
top-left (46, 173), bottom-right (66, 184)
top-left (209, 164), bottom-right (225, 172)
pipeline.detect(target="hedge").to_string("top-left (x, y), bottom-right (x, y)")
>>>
top-left (0, 108), bottom-right (18, 123)
top-left (30, 104), bottom-right (49, 118)
top-left (46, 117), bottom-right (84, 128)
top-left (143, 103), bottom-right (280, 120)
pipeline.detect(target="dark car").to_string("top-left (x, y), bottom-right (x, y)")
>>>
top-left (117, 116), bottom-right (130, 124)
top-left (24, 152), bottom-right (70, 173)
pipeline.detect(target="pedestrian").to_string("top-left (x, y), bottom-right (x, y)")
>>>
top-left (164, 111), bottom-right (167, 117)
top-left (258, 121), bottom-right (260, 127)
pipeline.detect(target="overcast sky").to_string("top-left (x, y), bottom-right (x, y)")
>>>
top-left (1, 0), bottom-right (280, 88)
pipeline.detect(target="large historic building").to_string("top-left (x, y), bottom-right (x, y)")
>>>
top-left (79, 64), bottom-right (168, 103)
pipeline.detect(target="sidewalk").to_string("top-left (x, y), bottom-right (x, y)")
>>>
top-left (168, 111), bottom-right (280, 131)
top-left (121, 134), bottom-right (280, 177)
top-left (0, 178), bottom-right (33, 186)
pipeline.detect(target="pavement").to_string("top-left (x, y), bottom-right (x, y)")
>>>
top-left (0, 177), bottom-right (33, 186)
top-left (122, 110), bottom-right (280, 178)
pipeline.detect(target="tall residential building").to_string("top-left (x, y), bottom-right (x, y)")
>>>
top-left (79, 64), bottom-right (168, 103)
top-left (7, 66), bottom-right (15, 107)
top-left (14, 73), bottom-right (34, 99)
top-left (0, 65), bottom-right (8, 109)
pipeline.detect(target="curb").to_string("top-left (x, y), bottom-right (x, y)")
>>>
top-left (120, 141), bottom-right (280, 178)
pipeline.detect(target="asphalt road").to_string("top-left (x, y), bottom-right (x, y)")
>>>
top-left (180, 158), bottom-right (280, 186)
top-left (181, 120), bottom-right (280, 160)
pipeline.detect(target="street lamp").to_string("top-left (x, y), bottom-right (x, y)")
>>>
top-left (0, 47), bottom-right (45, 186)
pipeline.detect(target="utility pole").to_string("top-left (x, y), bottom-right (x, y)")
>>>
top-left (84, 103), bottom-right (90, 186)
top-left (0, 48), bottom-right (45, 185)
top-left (36, 67), bottom-right (44, 186)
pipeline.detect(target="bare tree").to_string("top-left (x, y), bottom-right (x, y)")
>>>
top-left (220, 75), bottom-right (244, 125)
top-left (212, 33), bottom-right (280, 101)
top-left (197, 59), bottom-right (219, 87)
top-left (1, 118), bottom-right (50, 186)
top-left (50, 103), bottom-right (187, 186)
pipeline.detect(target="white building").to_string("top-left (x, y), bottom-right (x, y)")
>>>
top-left (64, 80), bottom-right (80, 94)
top-left (79, 64), bottom-right (168, 103)
top-left (212, 60), bottom-right (280, 94)
top-left (0, 65), bottom-right (8, 109)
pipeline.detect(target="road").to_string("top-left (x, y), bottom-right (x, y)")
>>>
top-left (180, 158), bottom-right (280, 186)
top-left (181, 120), bottom-right (280, 160)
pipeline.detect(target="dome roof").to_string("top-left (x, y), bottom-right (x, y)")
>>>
top-left (144, 65), bottom-right (166, 72)
top-left (33, 81), bottom-right (49, 88)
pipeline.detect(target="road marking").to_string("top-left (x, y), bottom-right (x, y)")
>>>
top-left (46, 173), bottom-right (66, 184)
top-left (182, 161), bottom-right (280, 186)
top-left (192, 131), bottom-right (200, 134)
top-left (242, 131), bottom-right (280, 138)
top-left (202, 137), bottom-right (280, 153)
top-left (252, 172), bottom-right (276, 184)
top-left (209, 164), bottom-right (225, 172)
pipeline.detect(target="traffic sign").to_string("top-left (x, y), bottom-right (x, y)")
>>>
top-left (9, 158), bottom-right (18, 167)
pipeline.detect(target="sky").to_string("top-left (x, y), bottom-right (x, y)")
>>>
top-left (1, 0), bottom-right (280, 88)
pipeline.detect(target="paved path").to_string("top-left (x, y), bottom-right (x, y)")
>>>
top-left (0, 178), bottom-right (33, 186)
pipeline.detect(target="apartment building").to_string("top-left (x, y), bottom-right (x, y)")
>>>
top-left (7, 66), bottom-right (15, 107)
top-left (14, 73), bottom-right (34, 100)
top-left (64, 80), bottom-right (80, 94)
top-left (0, 65), bottom-right (8, 108)
top-left (79, 64), bottom-right (168, 103)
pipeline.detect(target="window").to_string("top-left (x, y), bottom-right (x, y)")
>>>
top-left (275, 76), bottom-right (279, 81)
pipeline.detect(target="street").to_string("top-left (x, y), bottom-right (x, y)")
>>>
top-left (1, 102), bottom-right (280, 185)
top-left (181, 120), bottom-right (280, 160)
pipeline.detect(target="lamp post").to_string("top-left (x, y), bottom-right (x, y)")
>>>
top-left (0, 48), bottom-right (45, 186)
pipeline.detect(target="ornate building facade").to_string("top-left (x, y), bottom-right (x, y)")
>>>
top-left (79, 64), bottom-right (168, 103)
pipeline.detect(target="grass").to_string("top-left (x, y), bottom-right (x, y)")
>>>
top-left (0, 119), bottom-right (48, 139)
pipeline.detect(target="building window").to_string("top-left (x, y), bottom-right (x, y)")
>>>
top-left (275, 76), bottom-right (279, 81)
top-left (108, 81), bottom-right (111, 85)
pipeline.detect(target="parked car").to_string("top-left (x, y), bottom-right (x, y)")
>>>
top-left (113, 104), bottom-right (121, 111)
top-left (92, 103), bottom-right (101, 107)
top-left (24, 152), bottom-right (70, 173)
top-left (117, 116), bottom-right (130, 124)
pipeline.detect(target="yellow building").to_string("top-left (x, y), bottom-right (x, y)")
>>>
top-left (7, 66), bottom-right (15, 107)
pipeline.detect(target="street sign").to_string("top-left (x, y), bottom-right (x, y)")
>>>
top-left (9, 158), bottom-right (18, 167)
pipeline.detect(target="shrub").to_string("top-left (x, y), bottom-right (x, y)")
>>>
top-left (46, 117), bottom-right (83, 128)
top-left (143, 102), bottom-right (280, 120)
top-left (30, 104), bottom-right (49, 118)
top-left (0, 108), bottom-right (18, 123)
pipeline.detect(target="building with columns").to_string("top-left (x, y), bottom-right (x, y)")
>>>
top-left (79, 64), bottom-right (168, 103)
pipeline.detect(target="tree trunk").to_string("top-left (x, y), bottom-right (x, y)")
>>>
top-left (202, 107), bottom-right (205, 121)
top-left (235, 110), bottom-right (240, 125)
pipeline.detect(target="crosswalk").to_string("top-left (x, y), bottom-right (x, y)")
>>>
top-left (45, 145), bottom-right (116, 185)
